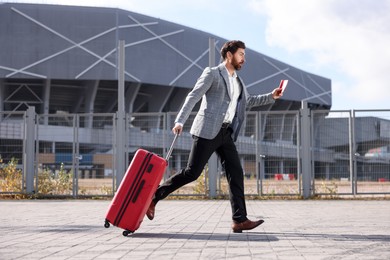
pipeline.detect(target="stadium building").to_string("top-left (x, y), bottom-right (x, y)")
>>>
top-left (0, 3), bottom-right (331, 115)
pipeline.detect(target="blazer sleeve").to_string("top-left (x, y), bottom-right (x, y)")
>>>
top-left (242, 82), bottom-right (275, 109)
top-left (175, 67), bottom-right (214, 125)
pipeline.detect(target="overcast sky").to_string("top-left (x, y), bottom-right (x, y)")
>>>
top-left (5, 0), bottom-right (390, 110)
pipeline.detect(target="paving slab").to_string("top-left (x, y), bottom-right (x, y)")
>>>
top-left (0, 200), bottom-right (389, 259)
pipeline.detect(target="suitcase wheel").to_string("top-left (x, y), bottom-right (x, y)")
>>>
top-left (104, 220), bottom-right (110, 228)
top-left (122, 230), bottom-right (133, 237)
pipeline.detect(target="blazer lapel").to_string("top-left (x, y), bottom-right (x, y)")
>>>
top-left (218, 63), bottom-right (232, 99)
top-left (237, 76), bottom-right (244, 98)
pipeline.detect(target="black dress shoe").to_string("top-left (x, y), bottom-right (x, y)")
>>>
top-left (231, 219), bottom-right (264, 233)
top-left (146, 200), bottom-right (156, 220)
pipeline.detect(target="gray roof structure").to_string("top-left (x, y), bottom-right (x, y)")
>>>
top-left (0, 3), bottom-right (331, 114)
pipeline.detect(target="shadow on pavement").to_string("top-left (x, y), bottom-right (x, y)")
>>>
top-left (130, 231), bottom-right (390, 242)
top-left (130, 232), bottom-right (279, 242)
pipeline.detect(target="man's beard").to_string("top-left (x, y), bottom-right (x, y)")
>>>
top-left (232, 58), bottom-right (243, 70)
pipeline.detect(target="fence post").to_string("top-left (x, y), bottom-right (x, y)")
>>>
top-left (72, 115), bottom-right (79, 198)
top-left (115, 40), bottom-right (126, 189)
top-left (300, 101), bottom-right (312, 199)
top-left (350, 110), bottom-right (357, 195)
top-left (24, 106), bottom-right (36, 194)
top-left (208, 37), bottom-right (218, 198)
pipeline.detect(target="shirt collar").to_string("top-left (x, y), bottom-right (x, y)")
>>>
top-left (224, 63), bottom-right (237, 78)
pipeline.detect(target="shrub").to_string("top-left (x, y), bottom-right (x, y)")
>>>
top-left (37, 163), bottom-right (73, 195)
top-left (0, 158), bottom-right (23, 196)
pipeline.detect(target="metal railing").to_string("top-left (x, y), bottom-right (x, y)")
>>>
top-left (1, 107), bottom-right (389, 197)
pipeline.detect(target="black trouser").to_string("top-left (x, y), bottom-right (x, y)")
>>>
top-left (153, 126), bottom-right (248, 223)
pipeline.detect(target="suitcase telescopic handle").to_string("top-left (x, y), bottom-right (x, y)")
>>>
top-left (165, 133), bottom-right (179, 161)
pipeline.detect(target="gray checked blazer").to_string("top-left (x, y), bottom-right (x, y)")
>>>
top-left (175, 62), bottom-right (275, 141)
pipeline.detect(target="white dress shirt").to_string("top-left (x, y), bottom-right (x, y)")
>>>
top-left (223, 68), bottom-right (240, 124)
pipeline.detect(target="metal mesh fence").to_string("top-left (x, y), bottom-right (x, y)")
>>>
top-left (312, 110), bottom-right (353, 195)
top-left (259, 111), bottom-right (300, 196)
top-left (36, 114), bottom-right (115, 196)
top-left (1, 109), bottom-right (389, 197)
top-left (0, 111), bottom-right (25, 194)
top-left (312, 110), bottom-right (390, 195)
top-left (36, 114), bottom-right (77, 196)
top-left (354, 110), bottom-right (390, 194)
top-left (77, 114), bottom-right (114, 196)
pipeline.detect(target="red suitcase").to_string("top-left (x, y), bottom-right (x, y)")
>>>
top-left (104, 134), bottom-right (178, 236)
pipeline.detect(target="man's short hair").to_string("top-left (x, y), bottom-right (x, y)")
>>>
top-left (220, 40), bottom-right (246, 59)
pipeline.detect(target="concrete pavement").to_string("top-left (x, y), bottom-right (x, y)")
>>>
top-left (0, 199), bottom-right (389, 259)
